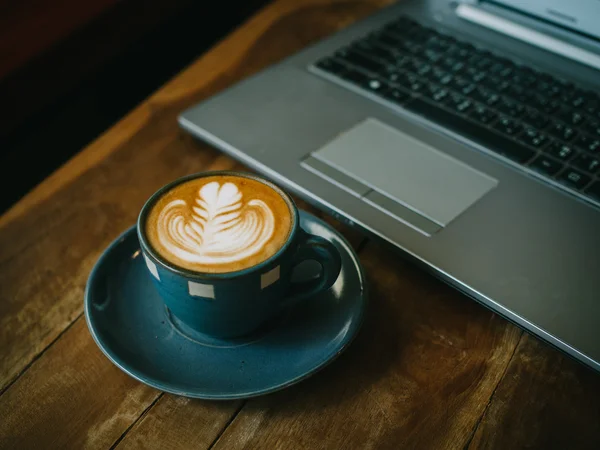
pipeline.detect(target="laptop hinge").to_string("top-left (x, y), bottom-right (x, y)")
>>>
top-left (455, 3), bottom-right (600, 71)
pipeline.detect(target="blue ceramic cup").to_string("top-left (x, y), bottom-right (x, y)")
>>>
top-left (137, 171), bottom-right (342, 338)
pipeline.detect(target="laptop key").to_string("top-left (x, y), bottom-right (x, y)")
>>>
top-left (383, 69), bottom-right (403, 84)
top-left (337, 49), bottom-right (386, 74)
top-left (403, 41), bottom-right (424, 55)
top-left (582, 119), bottom-right (600, 137)
top-left (574, 135), bottom-right (600, 154)
top-left (405, 98), bottom-right (535, 163)
top-left (394, 54), bottom-right (414, 69)
top-left (415, 62), bottom-right (433, 77)
top-left (341, 68), bottom-right (369, 85)
top-left (521, 108), bottom-right (549, 129)
top-left (519, 128), bottom-right (548, 148)
top-left (355, 40), bottom-right (396, 64)
top-left (545, 141), bottom-right (577, 161)
top-left (375, 32), bottom-right (403, 49)
top-left (498, 65), bottom-right (514, 79)
top-left (542, 100), bottom-right (561, 114)
top-left (430, 67), bottom-right (451, 84)
top-left (423, 84), bottom-right (449, 102)
top-left (470, 87), bottom-right (498, 104)
top-left (493, 117), bottom-right (523, 136)
top-left (510, 89), bottom-right (535, 104)
top-left (399, 74), bottom-right (427, 94)
top-left (469, 104), bottom-right (497, 124)
top-left (454, 99), bottom-right (473, 114)
top-left (529, 155), bottom-right (563, 176)
top-left (585, 101), bottom-right (599, 116)
top-left (571, 154), bottom-right (600, 174)
top-left (496, 98), bottom-right (525, 118)
top-left (532, 96), bottom-right (560, 114)
top-left (558, 108), bottom-right (585, 126)
top-left (511, 69), bottom-right (536, 87)
top-left (444, 93), bottom-right (472, 114)
top-left (465, 67), bottom-right (487, 83)
top-left (450, 76), bottom-right (470, 92)
top-left (315, 58), bottom-right (347, 75)
top-left (571, 94), bottom-right (586, 109)
top-left (557, 168), bottom-right (591, 190)
top-left (424, 49), bottom-right (444, 64)
top-left (380, 87), bottom-right (410, 104)
top-left (548, 121), bottom-right (577, 141)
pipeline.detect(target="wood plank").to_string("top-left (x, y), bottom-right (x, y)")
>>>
top-left (0, 319), bottom-right (160, 449)
top-left (115, 396), bottom-right (243, 450)
top-left (0, 138), bottom-right (238, 393)
top-left (468, 335), bottom-right (600, 450)
top-left (0, 0), bottom-right (370, 393)
top-left (0, 317), bottom-right (237, 449)
top-left (153, 243), bottom-right (522, 450)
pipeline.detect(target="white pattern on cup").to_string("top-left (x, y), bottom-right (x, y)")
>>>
top-left (260, 265), bottom-right (280, 289)
top-left (143, 254), bottom-right (160, 281)
top-left (188, 281), bottom-right (215, 299)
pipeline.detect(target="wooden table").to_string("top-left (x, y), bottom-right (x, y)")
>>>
top-left (1, 1), bottom-right (599, 448)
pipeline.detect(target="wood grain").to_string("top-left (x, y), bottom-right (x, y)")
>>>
top-left (0, 138), bottom-right (238, 393)
top-left (468, 335), bottom-right (600, 450)
top-left (179, 243), bottom-right (521, 450)
top-left (0, 319), bottom-right (159, 450)
top-left (0, 0), bottom-right (370, 394)
top-left (115, 396), bottom-right (243, 450)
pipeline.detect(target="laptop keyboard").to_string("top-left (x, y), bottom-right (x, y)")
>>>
top-left (312, 16), bottom-right (600, 207)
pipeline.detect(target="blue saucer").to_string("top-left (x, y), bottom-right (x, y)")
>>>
top-left (84, 211), bottom-right (367, 399)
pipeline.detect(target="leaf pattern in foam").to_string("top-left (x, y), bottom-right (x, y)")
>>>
top-left (156, 181), bottom-right (275, 266)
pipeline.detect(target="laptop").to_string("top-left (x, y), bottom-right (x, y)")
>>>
top-left (178, 0), bottom-right (600, 372)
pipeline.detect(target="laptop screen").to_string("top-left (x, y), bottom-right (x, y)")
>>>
top-left (487, 0), bottom-right (600, 41)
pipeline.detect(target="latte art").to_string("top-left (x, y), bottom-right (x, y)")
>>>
top-left (157, 182), bottom-right (275, 265)
top-left (145, 175), bottom-right (292, 273)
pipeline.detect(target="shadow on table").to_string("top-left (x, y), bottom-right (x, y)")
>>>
top-left (234, 240), bottom-right (517, 418)
top-left (245, 251), bottom-right (406, 409)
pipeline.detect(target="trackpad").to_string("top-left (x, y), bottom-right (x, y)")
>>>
top-left (311, 118), bottom-right (497, 228)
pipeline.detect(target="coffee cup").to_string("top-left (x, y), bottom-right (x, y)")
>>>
top-left (137, 171), bottom-right (342, 338)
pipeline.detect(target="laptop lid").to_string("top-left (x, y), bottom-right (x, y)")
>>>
top-left (457, 0), bottom-right (600, 70)
top-left (487, 0), bottom-right (600, 41)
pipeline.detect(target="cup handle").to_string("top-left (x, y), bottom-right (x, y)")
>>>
top-left (286, 229), bottom-right (342, 304)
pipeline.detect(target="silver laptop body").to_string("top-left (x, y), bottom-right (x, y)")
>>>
top-left (179, 0), bottom-right (600, 371)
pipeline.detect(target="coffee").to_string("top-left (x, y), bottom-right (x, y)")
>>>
top-left (145, 175), bottom-right (293, 273)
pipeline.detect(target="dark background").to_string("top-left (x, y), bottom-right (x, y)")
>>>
top-left (0, 0), bottom-right (268, 214)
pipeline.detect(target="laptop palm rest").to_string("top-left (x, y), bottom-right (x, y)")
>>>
top-left (302, 118), bottom-right (498, 236)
